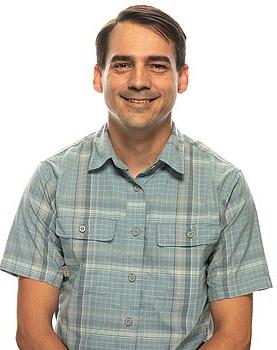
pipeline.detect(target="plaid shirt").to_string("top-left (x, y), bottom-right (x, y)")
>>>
top-left (1, 121), bottom-right (272, 349)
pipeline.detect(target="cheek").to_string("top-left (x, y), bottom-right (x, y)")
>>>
top-left (104, 83), bottom-right (117, 103)
top-left (162, 87), bottom-right (177, 104)
top-left (103, 84), bottom-right (124, 112)
top-left (154, 77), bottom-right (178, 97)
top-left (104, 80), bottom-right (124, 100)
top-left (107, 72), bottom-right (128, 88)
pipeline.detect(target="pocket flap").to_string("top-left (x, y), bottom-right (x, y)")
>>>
top-left (157, 222), bottom-right (220, 247)
top-left (56, 217), bottom-right (116, 241)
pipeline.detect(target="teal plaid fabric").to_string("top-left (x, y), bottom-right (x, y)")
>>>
top-left (1, 121), bottom-right (272, 349)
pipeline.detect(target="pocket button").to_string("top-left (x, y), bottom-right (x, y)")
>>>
top-left (186, 230), bottom-right (194, 239)
top-left (79, 225), bottom-right (87, 233)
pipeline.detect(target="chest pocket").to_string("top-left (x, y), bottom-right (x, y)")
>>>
top-left (56, 216), bottom-right (116, 260)
top-left (156, 221), bottom-right (220, 277)
top-left (154, 222), bottom-right (220, 308)
top-left (56, 216), bottom-right (117, 295)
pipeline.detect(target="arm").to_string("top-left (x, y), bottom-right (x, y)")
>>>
top-left (200, 294), bottom-right (253, 350)
top-left (16, 276), bottom-right (67, 350)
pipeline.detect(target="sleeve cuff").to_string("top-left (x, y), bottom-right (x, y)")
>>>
top-left (0, 259), bottom-right (63, 289)
top-left (208, 266), bottom-right (273, 301)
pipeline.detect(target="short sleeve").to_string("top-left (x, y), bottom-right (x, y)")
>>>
top-left (207, 170), bottom-right (273, 301)
top-left (0, 162), bottom-right (64, 288)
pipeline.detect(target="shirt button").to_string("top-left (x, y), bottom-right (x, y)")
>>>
top-left (132, 184), bottom-right (140, 192)
top-left (186, 230), bottom-right (194, 239)
top-left (128, 273), bottom-right (136, 282)
top-left (131, 228), bottom-right (140, 236)
top-left (124, 317), bottom-right (133, 327)
top-left (79, 225), bottom-right (87, 233)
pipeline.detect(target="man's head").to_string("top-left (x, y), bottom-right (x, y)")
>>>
top-left (93, 5), bottom-right (189, 131)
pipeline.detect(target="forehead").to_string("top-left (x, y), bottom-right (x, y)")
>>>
top-left (106, 21), bottom-right (176, 63)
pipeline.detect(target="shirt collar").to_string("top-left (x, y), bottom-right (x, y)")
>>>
top-left (88, 121), bottom-right (185, 175)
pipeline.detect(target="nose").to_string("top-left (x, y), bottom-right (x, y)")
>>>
top-left (128, 64), bottom-right (151, 90)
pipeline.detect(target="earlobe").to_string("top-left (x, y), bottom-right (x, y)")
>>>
top-left (178, 64), bottom-right (189, 94)
top-left (93, 64), bottom-right (103, 93)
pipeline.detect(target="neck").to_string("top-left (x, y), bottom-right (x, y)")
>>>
top-left (107, 116), bottom-right (173, 173)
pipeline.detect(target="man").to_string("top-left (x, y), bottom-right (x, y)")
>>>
top-left (0, 5), bottom-right (272, 350)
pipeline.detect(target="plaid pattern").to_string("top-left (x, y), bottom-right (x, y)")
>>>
top-left (1, 121), bottom-right (272, 349)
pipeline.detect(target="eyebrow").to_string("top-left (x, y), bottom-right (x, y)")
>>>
top-left (110, 55), bottom-right (171, 64)
top-left (147, 56), bottom-right (171, 64)
top-left (110, 55), bottom-right (132, 63)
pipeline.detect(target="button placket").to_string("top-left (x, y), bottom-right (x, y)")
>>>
top-left (125, 195), bottom-right (145, 333)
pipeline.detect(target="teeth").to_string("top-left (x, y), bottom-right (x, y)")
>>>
top-left (128, 99), bottom-right (151, 104)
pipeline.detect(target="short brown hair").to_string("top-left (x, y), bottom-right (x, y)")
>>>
top-left (95, 5), bottom-right (187, 71)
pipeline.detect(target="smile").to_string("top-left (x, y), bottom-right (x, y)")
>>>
top-left (128, 99), bottom-right (151, 104)
top-left (121, 96), bottom-right (158, 104)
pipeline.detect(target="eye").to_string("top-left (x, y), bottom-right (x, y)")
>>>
top-left (149, 64), bottom-right (168, 72)
top-left (112, 62), bottom-right (132, 71)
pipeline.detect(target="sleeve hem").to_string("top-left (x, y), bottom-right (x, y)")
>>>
top-left (0, 260), bottom-right (63, 289)
top-left (208, 279), bottom-right (273, 301)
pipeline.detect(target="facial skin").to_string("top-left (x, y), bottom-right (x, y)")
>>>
top-left (93, 21), bottom-right (189, 135)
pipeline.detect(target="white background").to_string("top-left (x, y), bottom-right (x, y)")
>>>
top-left (0, 0), bottom-right (276, 348)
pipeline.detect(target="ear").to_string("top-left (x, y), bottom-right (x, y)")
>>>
top-left (93, 64), bottom-right (103, 93)
top-left (178, 64), bottom-right (189, 94)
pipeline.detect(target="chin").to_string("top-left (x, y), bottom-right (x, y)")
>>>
top-left (119, 116), bottom-right (153, 129)
top-left (123, 119), bottom-right (149, 128)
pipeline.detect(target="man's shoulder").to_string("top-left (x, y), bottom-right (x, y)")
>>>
top-left (46, 131), bottom-right (97, 163)
top-left (179, 131), bottom-right (243, 191)
top-left (35, 128), bottom-right (100, 182)
top-left (179, 130), bottom-right (239, 168)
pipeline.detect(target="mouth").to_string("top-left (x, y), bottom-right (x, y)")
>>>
top-left (121, 96), bottom-right (159, 105)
